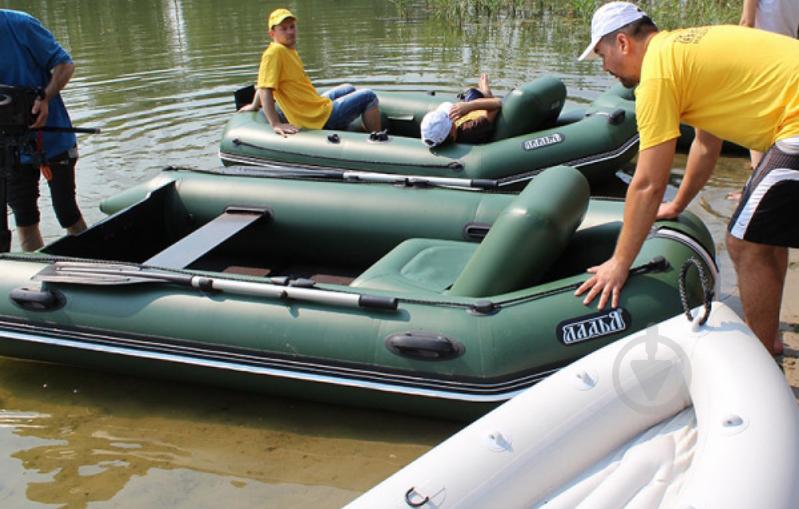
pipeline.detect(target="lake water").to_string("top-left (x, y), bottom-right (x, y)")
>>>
top-left (0, 1), bottom-right (751, 507)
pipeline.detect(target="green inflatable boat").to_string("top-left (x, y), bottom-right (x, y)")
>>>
top-left (219, 77), bottom-right (639, 190)
top-left (0, 166), bottom-right (716, 418)
top-left (559, 84), bottom-right (748, 157)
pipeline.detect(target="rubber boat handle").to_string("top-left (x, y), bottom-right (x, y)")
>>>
top-left (9, 287), bottom-right (64, 311)
top-left (385, 332), bottom-right (464, 360)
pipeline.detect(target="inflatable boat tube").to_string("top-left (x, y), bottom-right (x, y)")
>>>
top-left (348, 302), bottom-right (799, 508)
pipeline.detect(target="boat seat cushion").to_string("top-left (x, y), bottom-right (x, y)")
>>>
top-left (449, 166), bottom-right (589, 297)
top-left (349, 238), bottom-right (477, 294)
top-left (491, 76), bottom-right (567, 141)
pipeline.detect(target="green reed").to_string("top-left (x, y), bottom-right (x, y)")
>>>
top-left (402, 0), bottom-right (740, 28)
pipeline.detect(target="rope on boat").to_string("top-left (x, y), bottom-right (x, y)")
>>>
top-left (678, 257), bottom-right (714, 326)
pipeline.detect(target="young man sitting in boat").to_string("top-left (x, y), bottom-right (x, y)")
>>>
top-left (240, 8), bottom-right (382, 137)
top-left (421, 73), bottom-right (502, 147)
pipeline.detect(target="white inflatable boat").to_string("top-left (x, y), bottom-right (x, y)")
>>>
top-left (347, 302), bottom-right (799, 509)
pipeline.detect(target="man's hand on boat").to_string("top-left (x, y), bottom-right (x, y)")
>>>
top-left (655, 200), bottom-right (682, 220)
top-left (271, 122), bottom-right (299, 137)
top-left (574, 257), bottom-right (630, 310)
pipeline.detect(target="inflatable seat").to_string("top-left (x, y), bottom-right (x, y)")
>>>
top-left (448, 166), bottom-right (589, 296)
top-left (491, 76), bottom-right (567, 141)
top-left (349, 239), bottom-right (477, 294)
top-left (351, 166), bottom-right (589, 298)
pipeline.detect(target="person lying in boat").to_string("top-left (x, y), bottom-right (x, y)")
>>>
top-left (420, 73), bottom-right (502, 147)
top-left (239, 8), bottom-right (382, 137)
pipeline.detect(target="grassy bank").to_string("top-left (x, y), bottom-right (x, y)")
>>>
top-left (399, 0), bottom-right (740, 28)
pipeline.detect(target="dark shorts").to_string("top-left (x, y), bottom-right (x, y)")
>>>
top-left (728, 142), bottom-right (799, 248)
top-left (9, 146), bottom-right (82, 228)
top-left (455, 115), bottom-right (493, 144)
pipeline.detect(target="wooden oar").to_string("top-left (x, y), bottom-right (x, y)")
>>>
top-left (33, 261), bottom-right (398, 311)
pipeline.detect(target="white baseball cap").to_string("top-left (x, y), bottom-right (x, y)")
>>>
top-left (578, 2), bottom-right (648, 61)
top-left (421, 102), bottom-right (453, 147)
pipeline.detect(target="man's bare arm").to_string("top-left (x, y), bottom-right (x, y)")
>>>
top-left (657, 128), bottom-right (722, 219)
top-left (31, 61), bottom-right (74, 129)
top-left (575, 139), bottom-right (677, 309)
top-left (258, 88), bottom-right (298, 137)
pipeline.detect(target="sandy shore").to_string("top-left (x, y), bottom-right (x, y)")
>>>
top-left (780, 250), bottom-right (799, 402)
top-left (725, 249), bottom-right (799, 402)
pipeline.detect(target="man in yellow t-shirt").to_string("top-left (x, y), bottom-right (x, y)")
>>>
top-left (241, 8), bottom-right (381, 137)
top-left (574, 2), bottom-right (799, 356)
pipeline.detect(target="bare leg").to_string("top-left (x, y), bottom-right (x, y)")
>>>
top-left (727, 233), bottom-right (788, 355)
top-left (478, 73), bottom-right (500, 123)
top-left (66, 216), bottom-right (87, 235)
top-left (478, 72), bottom-right (493, 98)
top-left (18, 224), bottom-right (44, 252)
top-left (362, 106), bottom-right (381, 132)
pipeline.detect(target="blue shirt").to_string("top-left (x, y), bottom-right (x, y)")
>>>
top-left (0, 9), bottom-right (76, 163)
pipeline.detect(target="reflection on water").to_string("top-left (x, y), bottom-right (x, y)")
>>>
top-left (0, 0), bottom-right (750, 506)
top-left (1, 0), bottom-right (617, 242)
top-left (0, 359), bottom-right (459, 508)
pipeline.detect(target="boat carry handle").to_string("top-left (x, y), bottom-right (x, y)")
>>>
top-left (385, 332), bottom-right (465, 360)
top-left (463, 222), bottom-right (490, 241)
top-left (9, 286), bottom-right (65, 311)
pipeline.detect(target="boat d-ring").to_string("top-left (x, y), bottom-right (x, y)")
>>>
top-left (678, 257), bottom-right (714, 325)
top-left (405, 486), bottom-right (429, 507)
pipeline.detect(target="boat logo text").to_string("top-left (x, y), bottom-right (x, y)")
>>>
top-left (557, 308), bottom-right (630, 345)
top-left (522, 133), bottom-right (564, 151)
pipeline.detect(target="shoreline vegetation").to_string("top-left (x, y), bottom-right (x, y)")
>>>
top-left (394, 0), bottom-right (739, 28)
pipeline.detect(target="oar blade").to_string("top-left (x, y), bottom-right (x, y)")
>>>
top-left (32, 262), bottom-right (173, 286)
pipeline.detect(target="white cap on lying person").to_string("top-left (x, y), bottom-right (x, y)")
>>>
top-left (421, 102), bottom-right (453, 147)
top-left (578, 1), bottom-right (648, 60)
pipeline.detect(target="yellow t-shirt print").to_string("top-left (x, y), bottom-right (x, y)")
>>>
top-left (635, 25), bottom-right (799, 152)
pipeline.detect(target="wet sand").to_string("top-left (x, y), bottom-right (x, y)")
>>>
top-left (780, 251), bottom-right (799, 402)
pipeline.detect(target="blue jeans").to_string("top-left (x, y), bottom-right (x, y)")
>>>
top-left (322, 84), bottom-right (379, 130)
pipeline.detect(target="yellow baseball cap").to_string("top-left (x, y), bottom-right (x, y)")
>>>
top-left (268, 8), bottom-right (295, 29)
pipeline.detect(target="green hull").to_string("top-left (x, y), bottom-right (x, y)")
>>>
top-left (0, 166), bottom-right (716, 419)
top-left (219, 77), bottom-right (639, 189)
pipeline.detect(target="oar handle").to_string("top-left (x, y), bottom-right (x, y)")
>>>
top-left (195, 277), bottom-right (397, 310)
